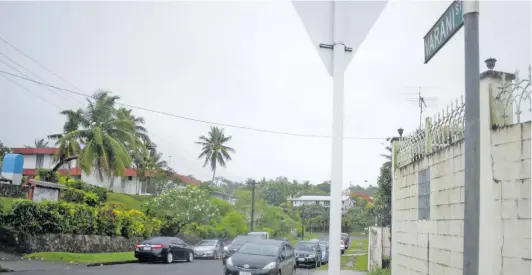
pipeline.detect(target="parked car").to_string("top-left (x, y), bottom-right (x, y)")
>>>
top-left (134, 237), bottom-right (194, 263)
top-left (247, 231), bottom-right (270, 239)
top-left (341, 233), bottom-right (350, 248)
top-left (294, 240), bottom-right (322, 268)
top-left (193, 239), bottom-right (224, 259)
top-left (319, 242), bottom-right (329, 264)
top-left (223, 239), bottom-right (296, 275)
top-left (222, 235), bottom-right (261, 264)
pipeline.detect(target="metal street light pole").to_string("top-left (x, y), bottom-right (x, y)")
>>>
top-left (462, 1), bottom-right (480, 275)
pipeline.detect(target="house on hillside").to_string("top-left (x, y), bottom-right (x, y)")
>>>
top-left (211, 191), bottom-right (236, 205)
top-left (288, 195), bottom-right (354, 214)
top-left (11, 147), bottom-right (200, 195)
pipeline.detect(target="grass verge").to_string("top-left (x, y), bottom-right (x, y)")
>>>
top-left (317, 236), bottom-right (369, 271)
top-left (368, 268), bottom-right (391, 275)
top-left (24, 252), bottom-right (136, 264)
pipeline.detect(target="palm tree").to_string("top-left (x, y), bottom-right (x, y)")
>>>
top-left (52, 91), bottom-right (140, 184)
top-left (135, 148), bottom-right (167, 194)
top-left (195, 126), bottom-right (235, 183)
top-left (25, 138), bottom-right (50, 148)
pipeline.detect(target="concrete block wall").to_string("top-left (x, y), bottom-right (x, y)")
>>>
top-left (391, 122), bottom-right (531, 275)
top-left (490, 122), bottom-right (531, 275)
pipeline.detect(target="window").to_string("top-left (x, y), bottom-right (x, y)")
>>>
top-left (36, 154), bottom-right (44, 169)
top-left (127, 176), bottom-right (133, 181)
top-left (418, 168), bottom-right (431, 220)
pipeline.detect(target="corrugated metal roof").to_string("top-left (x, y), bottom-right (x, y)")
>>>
top-left (288, 195), bottom-right (351, 201)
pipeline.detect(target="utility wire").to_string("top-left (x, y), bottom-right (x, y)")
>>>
top-left (0, 51), bottom-right (84, 105)
top-left (0, 35), bottom-right (85, 93)
top-left (0, 69), bottom-right (389, 140)
top-left (0, 73), bottom-right (62, 110)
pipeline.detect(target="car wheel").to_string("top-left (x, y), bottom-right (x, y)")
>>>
top-left (165, 252), bottom-right (173, 264)
top-left (138, 258), bottom-right (148, 263)
top-left (187, 251), bottom-right (194, 262)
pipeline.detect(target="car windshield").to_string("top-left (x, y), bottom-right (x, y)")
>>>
top-left (238, 243), bottom-right (279, 257)
top-left (197, 240), bottom-right (216, 246)
top-left (232, 236), bottom-right (256, 245)
top-left (143, 237), bottom-right (173, 245)
top-left (295, 242), bottom-right (315, 251)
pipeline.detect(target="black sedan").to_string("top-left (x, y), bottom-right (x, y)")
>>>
top-left (223, 239), bottom-right (296, 275)
top-left (134, 237), bottom-right (194, 263)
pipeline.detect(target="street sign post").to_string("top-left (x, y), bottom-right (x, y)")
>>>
top-left (423, 0), bottom-right (463, 63)
top-left (293, 1), bottom-right (387, 274)
top-left (423, 1), bottom-right (480, 274)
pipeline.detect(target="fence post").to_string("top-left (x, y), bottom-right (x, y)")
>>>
top-left (424, 117), bottom-right (432, 154)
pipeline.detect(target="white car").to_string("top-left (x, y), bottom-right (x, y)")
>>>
top-left (340, 240), bottom-right (345, 254)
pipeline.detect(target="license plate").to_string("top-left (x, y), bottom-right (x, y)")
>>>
top-left (239, 272), bottom-right (252, 275)
top-left (142, 247), bottom-right (151, 251)
top-left (298, 257), bottom-right (305, 261)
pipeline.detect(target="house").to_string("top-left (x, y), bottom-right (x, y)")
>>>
top-left (211, 191), bottom-right (237, 205)
top-left (288, 195), bottom-right (354, 214)
top-left (11, 147), bottom-right (200, 195)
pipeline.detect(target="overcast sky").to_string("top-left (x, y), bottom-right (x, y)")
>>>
top-left (0, 0), bottom-right (530, 187)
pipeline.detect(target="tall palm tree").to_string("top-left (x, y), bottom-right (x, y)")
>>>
top-left (25, 138), bottom-right (50, 148)
top-left (195, 126), bottom-right (235, 183)
top-left (52, 91), bottom-right (140, 183)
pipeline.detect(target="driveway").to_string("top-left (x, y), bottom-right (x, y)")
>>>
top-left (7, 259), bottom-right (319, 275)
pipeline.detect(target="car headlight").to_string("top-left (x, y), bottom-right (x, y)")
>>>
top-left (309, 254), bottom-right (315, 258)
top-left (226, 257), bottom-right (233, 266)
top-left (223, 246), bottom-right (229, 251)
top-left (262, 262), bottom-right (277, 270)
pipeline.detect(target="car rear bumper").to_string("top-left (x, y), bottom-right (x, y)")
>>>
top-left (135, 251), bottom-right (165, 260)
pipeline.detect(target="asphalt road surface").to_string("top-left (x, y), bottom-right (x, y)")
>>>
top-left (10, 259), bottom-right (319, 275)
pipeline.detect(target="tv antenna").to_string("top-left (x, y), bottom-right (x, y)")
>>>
top-left (401, 86), bottom-right (440, 128)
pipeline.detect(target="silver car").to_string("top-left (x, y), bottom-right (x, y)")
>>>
top-left (193, 239), bottom-right (224, 259)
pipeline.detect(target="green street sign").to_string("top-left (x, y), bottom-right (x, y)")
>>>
top-left (424, 1), bottom-right (463, 63)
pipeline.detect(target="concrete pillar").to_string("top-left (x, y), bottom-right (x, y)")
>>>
top-left (478, 59), bottom-right (515, 275)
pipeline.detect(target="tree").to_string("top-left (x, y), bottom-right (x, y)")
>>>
top-left (135, 148), bottom-right (168, 194)
top-left (50, 91), bottom-right (142, 185)
top-left (25, 138), bottom-right (49, 148)
top-left (143, 186), bottom-right (219, 235)
top-left (0, 141), bottom-right (11, 170)
top-left (195, 126), bottom-right (235, 183)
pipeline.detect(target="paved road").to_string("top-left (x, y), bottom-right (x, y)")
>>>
top-left (9, 259), bottom-right (320, 275)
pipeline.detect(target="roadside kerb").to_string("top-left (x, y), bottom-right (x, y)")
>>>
top-left (85, 260), bottom-right (138, 267)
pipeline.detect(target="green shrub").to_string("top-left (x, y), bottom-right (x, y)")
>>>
top-left (68, 203), bottom-right (98, 235)
top-left (62, 189), bottom-right (85, 204)
top-left (65, 180), bottom-right (107, 203)
top-left (96, 207), bottom-right (123, 236)
top-left (5, 200), bottom-right (42, 233)
top-left (35, 169), bottom-right (58, 183)
top-left (83, 192), bottom-right (99, 207)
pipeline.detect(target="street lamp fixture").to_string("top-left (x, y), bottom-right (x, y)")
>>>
top-left (484, 57), bottom-right (497, 70)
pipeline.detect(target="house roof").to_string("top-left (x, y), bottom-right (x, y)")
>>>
top-left (11, 148), bottom-right (58, 155)
top-left (289, 195), bottom-right (351, 201)
top-left (14, 148), bottom-right (200, 186)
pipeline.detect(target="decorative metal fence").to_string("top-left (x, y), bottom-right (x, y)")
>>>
top-left (396, 65), bottom-right (531, 168)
